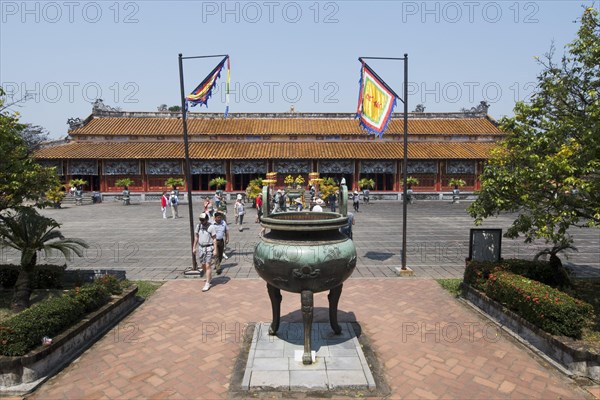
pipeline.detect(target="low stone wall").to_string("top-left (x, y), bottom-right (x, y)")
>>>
top-left (0, 286), bottom-right (139, 396)
top-left (461, 283), bottom-right (599, 383)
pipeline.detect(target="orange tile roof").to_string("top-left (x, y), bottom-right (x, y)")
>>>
top-left (35, 141), bottom-right (496, 160)
top-left (70, 116), bottom-right (502, 136)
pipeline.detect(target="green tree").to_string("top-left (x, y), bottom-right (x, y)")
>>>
top-left (0, 88), bottom-right (59, 212)
top-left (0, 208), bottom-right (88, 311)
top-left (469, 7), bottom-right (600, 247)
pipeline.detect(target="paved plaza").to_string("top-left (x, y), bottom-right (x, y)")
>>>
top-left (3, 199), bottom-right (600, 399)
top-left (3, 198), bottom-right (598, 280)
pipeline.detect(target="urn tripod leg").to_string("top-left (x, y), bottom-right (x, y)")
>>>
top-left (301, 290), bottom-right (314, 365)
top-left (328, 284), bottom-right (343, 334)
top-left (267, 283), bottom-right (282, 335)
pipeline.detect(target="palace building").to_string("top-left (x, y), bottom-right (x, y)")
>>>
top-left (34, 106), bottom-right (505, 199)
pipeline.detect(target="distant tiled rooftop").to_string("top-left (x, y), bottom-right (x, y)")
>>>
top-left (69, 112), bottom-right (503, 136)
top-left (34, 141), bottom-right (496, 160)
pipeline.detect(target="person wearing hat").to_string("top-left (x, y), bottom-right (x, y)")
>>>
top-left (352, 190), bottom-right (360, 212)
top-left (312, 198), bottom-right (324, 212)
top-left (192, 213), bottom-right (217, 292)
top-left (295, 197), bottom-right (304, 211)
top-left (212, 211), bottom-right (229, 275)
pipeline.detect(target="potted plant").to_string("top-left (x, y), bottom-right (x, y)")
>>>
top-left (358, 178), bottom-right (375, 190)
top-left (245, 178), bottom-right (263, 207)
top-left (165, 177), bottom-right (184, 200)
top-left (165, 177), bottom-right (184, 191)
top-left (209, 177), bottom-right (227, 196)
top-left (115, 178), bottom-right (134, 205)
top-left (284, 175), bottom-right (294, 188)
top-left (448, 178), bottom-right (466, 203)
top-left (45, 185), bottom-right (66, 209)
top-left (405, 176), bottom-right (419, 204)
top-left (294, 175), bottom-right (305, 189)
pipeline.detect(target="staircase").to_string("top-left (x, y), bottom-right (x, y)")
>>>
top-left (60, 193), bottom-right (94, 206)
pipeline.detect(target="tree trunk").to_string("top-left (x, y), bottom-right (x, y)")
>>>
top-left (11, 268), bottom-right (33, 312)
top-left (12, 254), bottom-right (36, 312)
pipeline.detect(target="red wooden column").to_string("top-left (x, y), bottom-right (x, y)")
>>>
top-left (395, 159), bottom-right (402, 192)
top-left (436, 161), bottom-right (443, 192)
top-left (354, 160), bottom-right (360, 191)
top-left (475, 161), bottom-right (482, 190)
top-left (142, 161), bottom-right (149, 192)
top-left (225, 160), bottom-right (233, 192)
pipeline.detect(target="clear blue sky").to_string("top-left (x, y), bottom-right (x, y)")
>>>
top-left (1, 1), bottom-right (594, 139)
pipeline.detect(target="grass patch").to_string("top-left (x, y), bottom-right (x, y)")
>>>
top-left (132, 280), bottom-right (163, 299)
top-left (436, 278), bottom-right (462, 297)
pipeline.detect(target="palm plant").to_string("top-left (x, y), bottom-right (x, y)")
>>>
top-left (358, 178), bottom-right (375, 190)
top-left (405, 176), bottom-right (420, 188)
top-left (0, 208), bottom-right (89, 311)
top-left (448, 178), bottom-right (466, 188)
top-left (209, 177), bottom-right (227, 190)
top-left (165, 177), bottom-right (184, 189)
top-left (115, 178), bottom-right (134, 189)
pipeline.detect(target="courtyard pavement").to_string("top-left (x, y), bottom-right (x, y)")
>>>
top-left (3, 199), bottom-right (598, 280)
top-left (3, 199), bottom-right (599, 399)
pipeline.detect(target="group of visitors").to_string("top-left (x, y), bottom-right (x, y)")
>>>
top-left (185, 187), bottom-right (360, 293)
top-left (160, 188), bottom-right (180, 219)
top-left (192, 210), bottom-right (229, 292)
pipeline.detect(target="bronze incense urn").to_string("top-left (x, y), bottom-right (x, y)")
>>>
top-left (253, 186), bottom-right (356, 364)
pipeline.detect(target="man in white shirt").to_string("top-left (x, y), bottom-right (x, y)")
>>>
top-left (192, 213), bottom-right (217, 292)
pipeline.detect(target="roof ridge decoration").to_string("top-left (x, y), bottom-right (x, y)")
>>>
top-left (89, 110), bottom-right (491, 120)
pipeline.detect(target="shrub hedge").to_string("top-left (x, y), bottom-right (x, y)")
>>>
top-left (464, 259), bottom-right (570, 291)
top-left (0, 276), bottom-right (125, 356)
top-left (484, 271), bottom-right (594, 339)
top-left (0, 264), bottom-right (66, 289)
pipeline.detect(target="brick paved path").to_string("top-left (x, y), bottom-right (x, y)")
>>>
top-left (30, 279), bottom-right (591, 399)
top-left (2, 200), bottom-right (597, 280)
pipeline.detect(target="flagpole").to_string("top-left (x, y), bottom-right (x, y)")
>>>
top-left (178, 53), bottom-right (199, 274)
top-left (357, 55), bottom-right (411, 273)
top-left (402, 54), bottom-right (409, 271)
top-left (179, 53), bottom-right (230, 276)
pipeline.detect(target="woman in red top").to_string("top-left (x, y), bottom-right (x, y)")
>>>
top-left (161, 191), bottom-right (169, 219)
top-left (255, 193), bottom-right (263, 223)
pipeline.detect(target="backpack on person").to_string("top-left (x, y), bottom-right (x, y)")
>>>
top-left (171, 196), bottom-right (177, 205)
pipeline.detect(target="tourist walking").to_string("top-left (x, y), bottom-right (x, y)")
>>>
top-left (161, 191), bottom-right (170, 219)
top-left (212, 211), bottom-right (229, 275)
top-left (363, 188), bottom-right (370, 205)
top-left (192, 213), bottom-right (217, 292)
top-left (295, 198), bottom-right (304, 211)
top-left (170, 190), bottom-right (179, 218)
top-left (352, 191), bottom-right (360, 212)
top-left (234, 197), bottom-right (245, 231)
top-left (328, 192), bottom-right (337, 212)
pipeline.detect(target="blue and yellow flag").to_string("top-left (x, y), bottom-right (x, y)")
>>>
top-left (356, 62), bottom-right (397, 137)
top-left (186, 56), bottom-right (230, 116)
